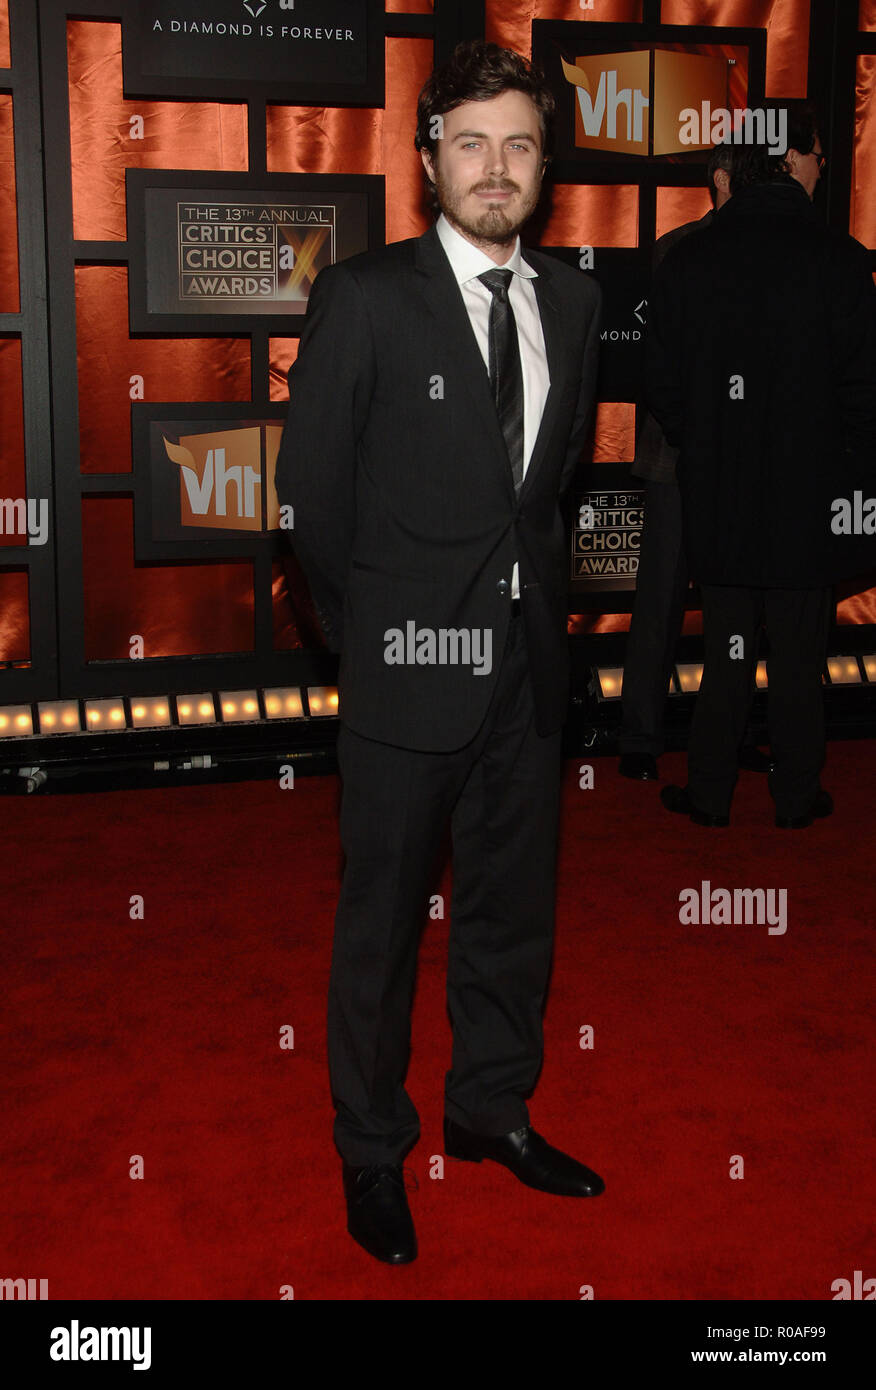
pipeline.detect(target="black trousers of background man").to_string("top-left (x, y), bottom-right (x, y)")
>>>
top-left (619, 478), bottom-right (689, 756)
top-left (328, 611), bottom-right (563, 1167)
top-left (688, 585), bottom-right (833, 820)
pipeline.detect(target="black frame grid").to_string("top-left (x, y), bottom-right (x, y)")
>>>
top-left (38, 0), bottom-right (401, 700)
top-left (35, 0), bottom-right (483, 703)
top-left (1, 0), bottom-right (58, 701)
top-left (0, 0), bottom-right (871, 716)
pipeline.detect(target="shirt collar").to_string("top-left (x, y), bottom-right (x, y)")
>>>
top-left (435, 212), bottom-right (537, 286)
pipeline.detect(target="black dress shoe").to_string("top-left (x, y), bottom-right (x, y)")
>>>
top-left (660, 783), bottom-right (729, 827)
top-left (444, 1118), bottom-right (604, 1197)
top-left (342, 1162), bottom-right (417, 1264)
top-left (775, 788), bottom-right (833, 829)
top-left (619, 752), bottom-right (659, 780)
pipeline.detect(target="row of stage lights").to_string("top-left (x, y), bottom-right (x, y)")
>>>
top-left (0, 686), bottom-right (339, 739)
top-left (596, 655), bottom-right (876, 701)
top-left (2, 657), bottom-right (872, 733)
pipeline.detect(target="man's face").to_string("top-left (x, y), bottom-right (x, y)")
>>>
top-left (787, 136), bottom-right (824, 199)
top-left (420, 89), bottom-right (545, 249)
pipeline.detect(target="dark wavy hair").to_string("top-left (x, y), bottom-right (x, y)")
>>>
top-left (728, 100), bottom-right (822, 192)
top-left (414, 40), bottom-right (556, 210)
top-left (706, 141), bottom-right (735, 203)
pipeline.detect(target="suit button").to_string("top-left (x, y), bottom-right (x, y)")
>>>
top-left (496, 579), bottom-right (509, 595)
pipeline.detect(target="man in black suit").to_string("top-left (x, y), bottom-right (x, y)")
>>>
top-left (618, 147), bottom-right (733, 783)
top-left (647, 106), bottom-right (876, 828)
top-left (275, 41), bottom-right (603, 1264)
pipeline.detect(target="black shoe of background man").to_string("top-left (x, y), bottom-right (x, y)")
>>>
top-left (444, 1118), bottom-right (605, 1197)
top-left (660, 783), bottom-right (729, 827)
top-left (619, 752), bottom-right (658, 781)
top-left (775, 788), bottom-right (834, 829)
top-left (342, 1162), bottom-right (417, 1264)
top-left (738, 744), bottom-right (773, 773)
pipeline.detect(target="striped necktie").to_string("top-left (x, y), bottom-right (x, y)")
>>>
top-left (478, 267), bottom-right (524, 491)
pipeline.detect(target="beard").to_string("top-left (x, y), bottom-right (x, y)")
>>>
top-left (432, 167), bottom-right (540, 246)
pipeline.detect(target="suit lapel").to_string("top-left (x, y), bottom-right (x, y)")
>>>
top-left (413, 226), bottom-right (570, 500)
top-left (521, 251), bottom-right (569, 498)
top-left (414, 226), bottom-right (515, 498)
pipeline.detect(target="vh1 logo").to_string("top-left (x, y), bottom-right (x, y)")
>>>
top-left (561, 48), bottom-right (730, 156)
top-left (162, 425), bottom-right (284, 532)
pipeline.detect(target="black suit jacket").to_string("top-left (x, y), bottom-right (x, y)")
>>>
top-left (275, 222), bottom-right (602, 751)
top-left (646, 180), bottom-right (876, 588)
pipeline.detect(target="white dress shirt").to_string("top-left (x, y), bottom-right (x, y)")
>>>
top-left (435, 212), bottom-right (550, 599)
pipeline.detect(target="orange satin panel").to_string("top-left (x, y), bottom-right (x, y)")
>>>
top-left (272, 560), bottom-right (299, 650)
top-left (0, 338), bottom-right (25, 549)
top-left (836, 572), bottom-right (876, 623)
top-left (0, 569), bottom-right (29, 662)
top-left (656, 185), bottom-right (712, 239)
top-left (0, 95), bottom-right (19, 313)
top-left (0, 0), bottom-right (8, 68)
top-left (82, 498), bottom-right (254, 659)
top-left (68, 21), bottom-right (248, 242)
top-left (570, 607), bottom-right (705, 634)
top-left (267, 37), bottom-right (433, 246)
top-left (661, 0), bottom-right (810, 96)
top-left (487, 0), bottom-right (643, 55)
top-left (267, 99), bottom-right (381, 178)
top-left (76, 267), bottom-right (251, 474)
top-left (382, 38), bottom-right (434, 243)
top-left (570, 611), bottom-right (631, 634)
top-left (269, 339), bottom-right (300, 402)
top-left (860, 0), bottom-right (876, 29)
top-left (842, 55), bottom-right (874, 622)
top-left (593, 402), bottom-right (636, 462)
top-left (386, 0), bottom-right (433, 10)
top-left (852, 56), bottom-right (876, 249)
top-left (539, 183), bottom-right (639, 246)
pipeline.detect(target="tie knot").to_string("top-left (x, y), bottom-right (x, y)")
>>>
top-left (478, 267), bottom-right (514, 300)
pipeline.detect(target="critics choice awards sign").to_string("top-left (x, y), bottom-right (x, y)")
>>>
top-left (122, 0), bottom-right (382, 103)
top-left (572, 490), bottom-right (644, 593)
top-left (174, 198), bottom-right (335, 309)
top-left (126, 174), bottom-right (377, 328)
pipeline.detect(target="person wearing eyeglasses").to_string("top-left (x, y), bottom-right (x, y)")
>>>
top-left (780, 122), bottom-right (826, 195)
top-left (646, 101), bottom-right (876, 829)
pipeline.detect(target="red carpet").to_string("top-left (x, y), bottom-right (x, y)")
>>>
top-left (1, 744), bottom-right (873, 1300)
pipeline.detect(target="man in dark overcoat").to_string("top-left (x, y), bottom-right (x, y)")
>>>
top-left (646, 119), bottom-right (876, 827)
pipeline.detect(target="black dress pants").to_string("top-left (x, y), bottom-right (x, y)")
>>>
top-left (328, 612), bottom-right (563, 1166)
top-left (619, 478), bottom-right (690, 755)
top-left (688, 584), bottom-right (833, 819)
